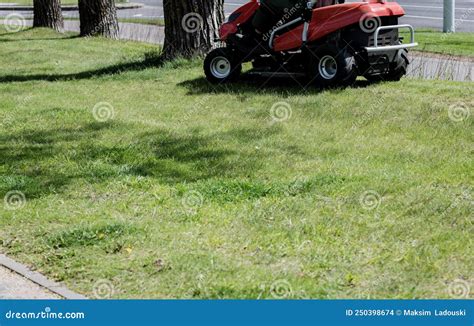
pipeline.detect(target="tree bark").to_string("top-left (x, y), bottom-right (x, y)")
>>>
top-left (33, 0), bottom-right (64, 32)
top-left (78, 0), bottom-right (119, 38)
top-left (163, 0), bottom-right (224, 60)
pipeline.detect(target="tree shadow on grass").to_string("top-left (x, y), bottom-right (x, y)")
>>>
top-left (0, 27), bottom-right (78, 40)
top-left (178, 75), bottom-right (372, 96)
top-left (0, 121), bottom-right (272, 199)
top-left (0, 36), bottom-right (78, 43)
top-left (0, 51), bottom-right (164, 83)
top-left (0, 28), bottom-right (33, 38)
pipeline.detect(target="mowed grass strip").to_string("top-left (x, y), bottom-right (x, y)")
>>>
top-left (402, 29), bottom-right (474, 58)
top-left (0, 27), bottom-right (472, 299)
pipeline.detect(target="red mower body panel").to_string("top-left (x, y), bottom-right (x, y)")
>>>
top-left (274, 2), bottom-right (405, 51)
top-left (219, 0), bottom-right (406, 51)
top-left (219, 0), bottom-right (259, 41)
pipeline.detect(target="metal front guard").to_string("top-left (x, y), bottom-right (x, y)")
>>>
top-left (365, 24), bottom-right (418, 53)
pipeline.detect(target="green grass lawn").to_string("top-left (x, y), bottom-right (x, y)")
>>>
top-left (402, 29), bottom-right (474, 57)
top-left (116, 17), bottom-right (165, 26)
top-left (0, 27), bottom-right (472, 299)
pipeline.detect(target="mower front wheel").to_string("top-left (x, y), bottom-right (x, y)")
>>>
top-left (365, 48), bottom-right (410, 83)
top-left (204, 48), bottom-right (242, 84)
top-left (308, 45), bottom-right (357, 88)
top-left (386, 48), bottom-right (410, 81)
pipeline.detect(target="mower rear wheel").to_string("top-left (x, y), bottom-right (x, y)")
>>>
top-left (308, 45), bottom-right (357, 88)
top-left (204, 48), bottom-right (242, 84)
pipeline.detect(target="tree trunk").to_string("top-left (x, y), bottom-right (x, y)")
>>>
top-left (163, 0), bottom-right (224, 60)
top-left (78, 0), bottom-right (119, 38)
top-left (33, 0), bottom-right (64, 32)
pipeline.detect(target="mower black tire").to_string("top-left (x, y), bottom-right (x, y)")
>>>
top-left (387, 48), bottom-right (409, 81)
top-left (204, 48), bottom-right (242, 84)
top-left (307, 44), bottom-right (357, 88)
top-left (365, 48), bottom-right (409, 83)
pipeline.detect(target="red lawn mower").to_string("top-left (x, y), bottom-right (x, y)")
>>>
top-left (204, 0), bottom-right (418, 87)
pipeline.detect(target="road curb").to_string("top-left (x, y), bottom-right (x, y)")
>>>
top-left (0, 254), bottom-right (87, 300)
top-left (0, 2), bottom-right (142, 11)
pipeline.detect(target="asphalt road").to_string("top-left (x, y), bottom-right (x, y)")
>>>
top-left (1, 0), bottom-right (473, 32)
top-left (116, 0), bottom-right (474, 32)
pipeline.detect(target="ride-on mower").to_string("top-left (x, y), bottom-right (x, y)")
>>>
top-left (204, 0), bottom-right (418, 87)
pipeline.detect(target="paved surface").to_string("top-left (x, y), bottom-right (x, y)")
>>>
top-left (0, 265), bottom-right (59, 299)
top-left (396, 0), bottom-right (474, 32)
top-left (0, 254), bottom-right (87, 299)
top-left (409, 53), bottom-right (474, 81)
top-left (113, 0), bottom-right (474, 32)
top-left (1, 0), bottom-right (473, 32)
top-left (96, 0), bottom-right (474, 33)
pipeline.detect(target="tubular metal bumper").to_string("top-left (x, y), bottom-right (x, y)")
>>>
top-left (365, 24), bottom-right (418, 53)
